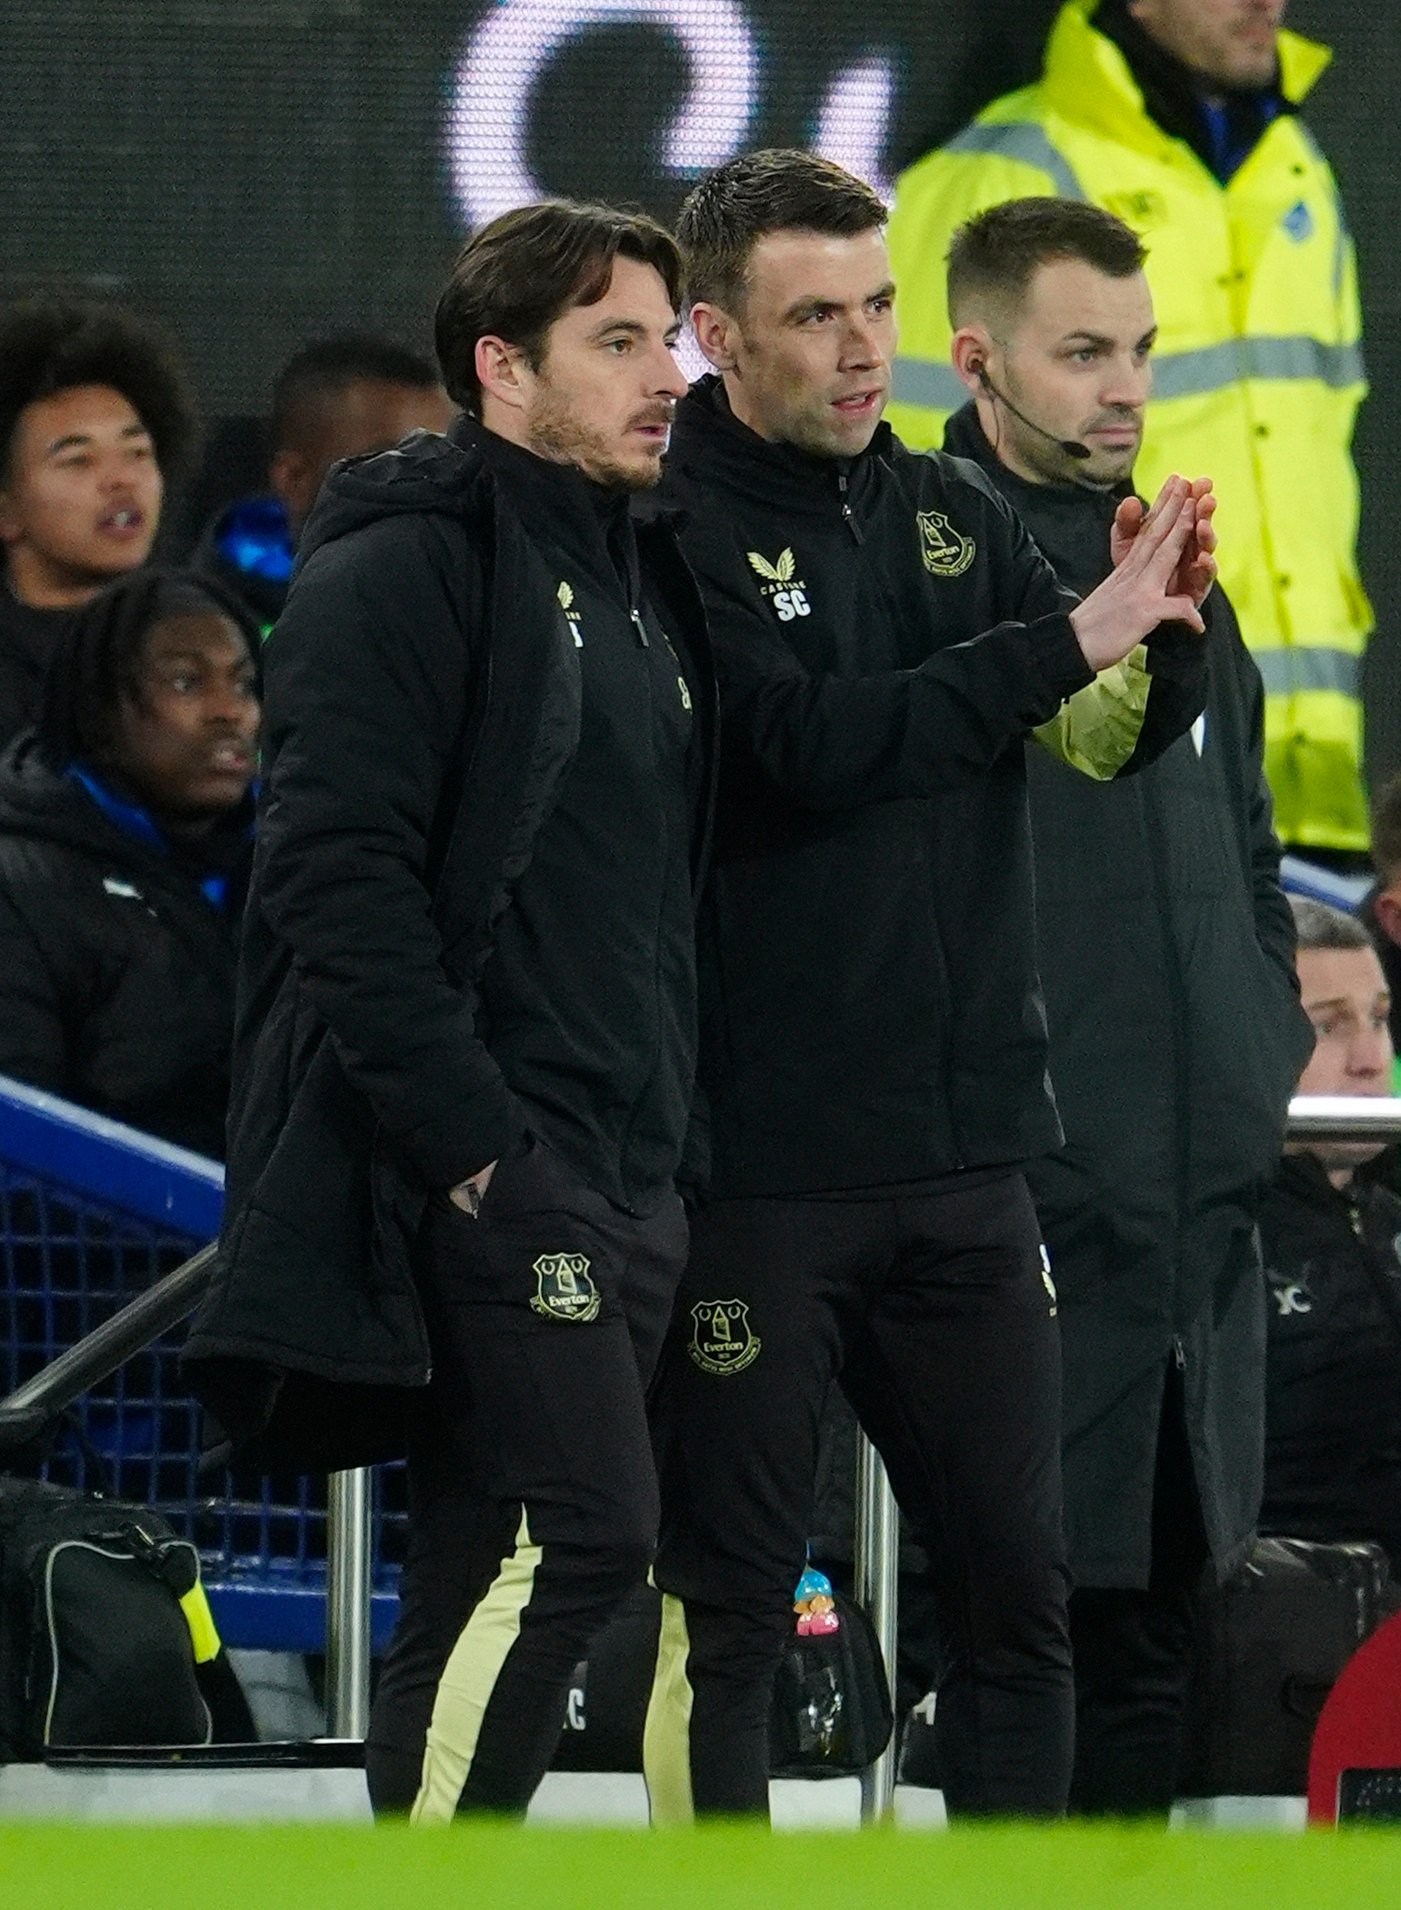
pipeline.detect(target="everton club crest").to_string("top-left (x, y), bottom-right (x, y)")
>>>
top-left (916, 510), bottom-right (976, 578)
top-left (531, 1252), bottom-right (600, 1324)
top-left (688, 1299), bottom-right (761, 1376)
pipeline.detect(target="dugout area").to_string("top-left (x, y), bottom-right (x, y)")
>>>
top-left (3, 1822), bottom-right (1401, 1910)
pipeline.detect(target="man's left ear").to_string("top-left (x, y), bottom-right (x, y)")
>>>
top-left (1374, 885), bottom-right (1401, 951)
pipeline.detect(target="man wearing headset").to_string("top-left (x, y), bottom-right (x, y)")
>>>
top-left (927, 195), bottom-right (1311, 1816)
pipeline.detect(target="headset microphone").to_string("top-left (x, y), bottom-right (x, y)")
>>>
top-left (975, 363), bottom-right (1093, 463)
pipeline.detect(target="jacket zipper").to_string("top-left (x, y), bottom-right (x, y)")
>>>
top-left (839, 461), bottom-right (963, 1165)
top-left (837, 472), bottom-right (863, 545)
top-left (618, 589), bottom-right (674, 1208)
top-left (1134, 756), bottom-right (1191, 1368)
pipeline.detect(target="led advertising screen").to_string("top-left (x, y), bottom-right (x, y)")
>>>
top-left (2, 0), bottom-right (1397, 767)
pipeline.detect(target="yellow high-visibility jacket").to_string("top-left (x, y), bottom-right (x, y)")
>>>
top-left (887, 0), bottom-right (1369, 850)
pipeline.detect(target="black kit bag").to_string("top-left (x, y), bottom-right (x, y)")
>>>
top-left (551, 1583), bottom-right (893, 1777)
top-left (1179, 1534), bottom-right (1401, 1797)
top-left (0, 1477), bottom-right (226, 1761)
top-left (767, 1591), bottom-right (894, 1778)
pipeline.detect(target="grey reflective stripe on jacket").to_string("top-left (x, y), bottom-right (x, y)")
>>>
top-left (1252, 647), bottom-right (1361, 698)
top-left (893, 336), bottom-right (1366, 416)
top-left (1149, 336), bottom-right (1365, 398)
top-left (943, 120), bottom-right (1087, 200)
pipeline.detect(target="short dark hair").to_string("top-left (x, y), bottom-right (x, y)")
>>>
top-left (678, 149), bottom-right (887, 314)
top-left (1290, 893), bottom-right (1373, 954)
top-left (946, 198), bottom-right (1147, 329)
top-left (435, 200), bottom-right (682, 416)
top-left (40, 568), bottom-right (258, 768)
top-left (1373, 772), bottom-right (1401, 883)
top-left (270, 334), bottom-right (442, 452)
top-left (0, 296), bottom-right (198, 478)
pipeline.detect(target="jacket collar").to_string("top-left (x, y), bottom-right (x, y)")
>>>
top-left (0, 735), bottom-right (254, 907)
top-left (1276, 1148), bottom-right (1372, 1213)
top-left (63, 764), bottom-right (253, 909)
top-left (943, 401), bottom-right (1126, 519)
top-left (667, 374), bottom-right (892, 515)
top-left (1042, 1), bottom-right (1329, 156)
top-left (449, 414), bottom-right (639, 599)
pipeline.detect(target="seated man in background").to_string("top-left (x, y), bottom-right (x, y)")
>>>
top-left (0, 297), bottom-right (198, 739)
top-left (1260, 896), bottom-right (1401, 1575)
top-left (197, 334), bottom-right (455, 630)
top-left (0, 569), bottom-right (258, 1157)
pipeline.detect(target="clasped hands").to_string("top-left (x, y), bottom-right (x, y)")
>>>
top-left (1069, 473), bottom-right (1217, 673)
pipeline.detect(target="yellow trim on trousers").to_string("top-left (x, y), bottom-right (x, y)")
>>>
top-left (642, 1588), bottom-right (696, 1825)
top-left (410, 1508), bottom-right (543, 1824)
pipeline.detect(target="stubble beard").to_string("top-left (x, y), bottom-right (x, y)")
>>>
top-left (528, 393), bottom-right (663, 494)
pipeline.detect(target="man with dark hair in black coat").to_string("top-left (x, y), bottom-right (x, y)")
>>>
top-left (184, 200), bottom-right (716, 1824)
top-left (0, 568), bottom-right (257, 1157)
top-left (641, 151), bottom-right (1215, 1826)
top-left (935, 197), bottom-right (1311, 1816)
top-left (0, 298), bottom-right (198, 741)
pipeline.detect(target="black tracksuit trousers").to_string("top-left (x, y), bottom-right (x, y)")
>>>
top-left (1065, 1365), bottom-right (1209, 1818)
top-left (364, 1136), bottom-right (687, 1819)
top-left (644, 1170), bottom-right (1074, 1819)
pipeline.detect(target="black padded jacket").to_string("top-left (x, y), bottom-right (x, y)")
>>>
top-left (184, 420), bottom-right (715, 1467)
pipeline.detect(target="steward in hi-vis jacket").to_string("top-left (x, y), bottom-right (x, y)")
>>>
top-left (886, 0), bottom-right (1368, 853)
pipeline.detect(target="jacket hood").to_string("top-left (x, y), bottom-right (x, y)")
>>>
top-left (295, 419), bottom-right (490, 572)
top-left (0, 730), bottom-right (255, 877)
top-left (1044, 2), bottom-right (1330, 151)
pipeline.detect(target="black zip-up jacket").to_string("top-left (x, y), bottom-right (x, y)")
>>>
top-left (469, 428), bottom-right (706, 1213)
top-left (0, 738), bottom-right (249, 1158)
top-left (184, 419), bottom-right (715, 1467)
top-left (945, 402), bottom-right (1310, 1583)
top-left (659, 377), bottom-right (1202, 1196)
top-left (1260, 1158), bottom-right (1401, 1574)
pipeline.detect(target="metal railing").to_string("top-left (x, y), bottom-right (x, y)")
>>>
top-left (7, 1093), bottom-right (1401, 1802)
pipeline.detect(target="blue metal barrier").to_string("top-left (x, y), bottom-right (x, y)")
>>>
top-left (1279, 853), bottom-right (1372, 912)
top-left (0, 1075), bottom-right (406, 1652)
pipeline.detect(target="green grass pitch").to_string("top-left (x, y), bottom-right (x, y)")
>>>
top-left (3, 1822), bottom-right (1401, 1909)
